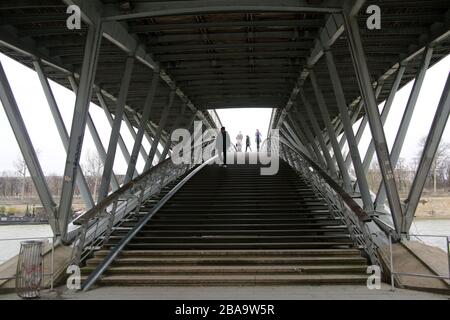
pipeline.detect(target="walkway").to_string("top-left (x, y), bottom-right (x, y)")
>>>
top-left (0, 284), bottom-right (448, 300)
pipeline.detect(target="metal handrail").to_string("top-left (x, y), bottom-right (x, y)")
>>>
top-left (273, 136), bottom-right (381, 267)
top-left (73, 158), bottom-right (170, 226)
top-left (73, 137), bottom-right (216, 226)
top-left (69, 138), bottom-right (216, 265)
top-left (82, 155), bottom-right (218, 291)
top-left (389, 233), bottom-right (450, 291)
top-left (278, 137), bottom-right (371, 223)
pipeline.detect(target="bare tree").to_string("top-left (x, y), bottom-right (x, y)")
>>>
top-left (417, 137), bottom-right (450, 194)
top-left (82, 150), bottom-right (104, 200)
top-left (14, 154), bottom-right (27, 199)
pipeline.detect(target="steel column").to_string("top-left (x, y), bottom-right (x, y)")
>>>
top-left (404, 73), bottom-right (450, 232)
top-left (309, 69), bottom-right (352, 192)
top-left (132, 113), bottom-right (162, 160)
top-left (97, 56), bottom-right (135, 202)
top-left (299, 89), bottom-right (338, 179)
top-left (57, 23), bottom-right (103, 238)
top-left (338, 102), bottom-right (364, 150)
top-left (123, 115), bottom-right (147, 160)
top-left (144, 90), bottom-right (176, 171)
top-left (293, 106), bottom-right (327, 169)
top-left (160, 104), bottom-right (187, 161)
top-left (283, 119), bottom-right (306, 151)
top-left (164, 110), bottom-right (197, 160)
top-left (33, 60), bottom-right (94, 209)
top-left (363, 64), bottom-right (407, 174)
top-left (124, 72), bottom-right (159, 183)
top-left (323, 48), bottom-right (373, 212)
top-left (286, 112), bottom-right (316, 160)
top-left (375, 47), bottom-right (434, 208)
top-left (97, 89), bottom-right (136, 178)
top-left (68, 77), bottom-right (120, 191)
top-left (344, 82), bottom-right (384, 169)
top-left (0, 60), bottom-right (58, 234)
top-left (343, 9), bottom-right (404, 233)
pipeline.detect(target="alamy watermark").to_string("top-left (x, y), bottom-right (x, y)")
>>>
top-left (366, 5), bottom-right (381, 30)
top-left (66, 5), bottom-right (81, 30)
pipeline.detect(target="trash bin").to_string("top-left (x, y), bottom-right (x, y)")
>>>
top-left (15, 240), bottom-right (43, 299)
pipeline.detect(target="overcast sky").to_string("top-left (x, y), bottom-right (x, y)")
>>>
top-left (0, 52), bottom-right (449, 176)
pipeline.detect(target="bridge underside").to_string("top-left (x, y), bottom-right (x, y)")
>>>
top-left (0, 1), bottom-right (450, 242)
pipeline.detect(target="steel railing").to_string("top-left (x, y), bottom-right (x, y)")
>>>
top-left (270, 137), bottom-right (381, 267)
top-left (81, 155), bottom-right (218, 291)
top-left (389, 233), bottom-right (450, 290)
top-left (69, 138), bottom-right (216, 266)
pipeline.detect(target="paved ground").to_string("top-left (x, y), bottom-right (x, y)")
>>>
top-left (0, 284), bottom-right (448, 300)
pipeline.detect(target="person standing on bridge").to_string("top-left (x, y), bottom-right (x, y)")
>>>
top-left (245, 135), bottom-right (252, 152)
top-left (255, 129), bottom-right (262, 152)
top-left (236, 131), bottom-right (243, 152)
top-left (215, 127), bottom-right (231, 167)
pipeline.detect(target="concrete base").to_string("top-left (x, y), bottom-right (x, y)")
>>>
top-left (378, 240), bottom-right (450, 294)
top-left (0, 283), bottom-right (448, 300)
top-left (0, 244), bottom-right (72, 293)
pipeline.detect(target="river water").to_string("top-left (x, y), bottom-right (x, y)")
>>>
top-left (0, 220), bottom-right (449, 265)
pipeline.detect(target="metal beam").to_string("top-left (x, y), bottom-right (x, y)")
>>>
top-left (343, 8), bottom-right (404, 233)
top-left (131, 113), bottom-right (162, 160)
top-left (343, 82), bottom-right (383, 169)
top-left (0, 59), bottom-right (58, 234)
top-left (404, 73), bottom-right (450, 232)
top-left (124, 72), bottom-right (159, 184)
top-left (286, 113), bottom-right (316, 160)
top-left (151, 41), bottom-right (313, 53)
top-left (160, 104), bottom-right (187, 161)
top-left (282, 4), bottom-right (365, 116)
top-left (375, 46), bottom-right (434, 209)
top-left (123, 115), bottom-right (147, 160)
top-left (57, 22), bottom-right (103, 239)
top-left (131, 20), bottom-right (322, 33)
top-left (157, 51), bottom-right (309, 62)
top-left (63, 0), bottom-right (202, 117)
top-left (33, 60), bottom-right (94, 209)
top-left (322, 48), bottom-right (374, 212)
top-left (103, 0), bottom-right (345, 21)
top-left (290, 106), bottom-right (327, 169)
top-left (97, 90), bottom-right (136, 178)
top-left (97, 56), bottom-right (134, 202)
top-left (309, 69), bottom-right (353, 192)
top-left (283, 119), bottom-right (312, 157)
top-left (363, 64), bottom-right (407, 174)
top-left (68, 76), bottom-right (120, 191)
top-left (299, 89), bottom-right (338, 179)
top-left (144, 90), bottom-right (176, 171)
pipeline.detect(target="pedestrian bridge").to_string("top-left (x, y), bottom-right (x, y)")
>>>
top-left (0, 1), bottom-right (449, 294)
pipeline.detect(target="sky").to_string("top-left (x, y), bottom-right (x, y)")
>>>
top-left (0, 52), bottom-right (449, 176)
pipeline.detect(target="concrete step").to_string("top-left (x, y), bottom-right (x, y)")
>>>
top-left (104, 242), bottom-right (355, 250)
top-left (111, 228), bottom-right (349, 237)
top-left (82, 265), bottom-right (368, 276)
top-left (119, 219), bottom-right (346, 228)
top-left (86, 255), bottom-right (367, 267)
top-left (135, 222), bottom-right (346, 230)
top-left (108, 234), bottom-right (352, 244)
top-left (86, 274), bottom-right (368, 286)
top-left (146, 218), bottom-right (339, 224)
top-left (153, 212), bottom-right (331, 217)
top-left (93, 248), bottom-right (363, 258)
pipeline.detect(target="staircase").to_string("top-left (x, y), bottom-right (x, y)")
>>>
top-left (82, 156), bottom-right (368, 286)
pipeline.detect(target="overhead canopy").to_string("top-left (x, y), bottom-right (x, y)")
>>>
top-left (0, 0), bottom-right (449, 134)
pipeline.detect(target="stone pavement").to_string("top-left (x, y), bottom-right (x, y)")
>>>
top-left (0, 284), bottom-right (448, 300)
